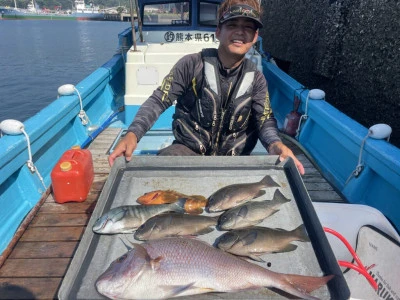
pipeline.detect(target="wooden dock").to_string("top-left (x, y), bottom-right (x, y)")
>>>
top-left (0, 128), bottom-right (344, 299)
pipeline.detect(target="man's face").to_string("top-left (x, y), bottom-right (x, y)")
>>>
top-left (216, 17), bottom-right (259, 58)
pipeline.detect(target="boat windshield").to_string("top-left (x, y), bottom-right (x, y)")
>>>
top-left (198, 1), bottom-right (219, 26)
top-left (143, 2), bottom-right (190, 25)
top-left (142, 1), bottom-right (220, 26)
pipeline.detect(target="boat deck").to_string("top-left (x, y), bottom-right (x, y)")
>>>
top-left (0, 128), bottom-right (344, 299)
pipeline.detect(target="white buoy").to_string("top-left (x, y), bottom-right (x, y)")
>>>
top-left (295, 88), bottom-right (326, 138)
top-left (57, 84), bottom-right (90, 126)
top-left (0, 119), bottom-right (24, 135)
top-left (346, 123), bottom-right (392, 184)
top-left (308, 89), bottom-right (326, 100)
top-left (368, 124), bottom-right (392, 140)
top-left (0, 119), bottom-right (47, 189)
top-left (57, 84), bottom-right (76, 96)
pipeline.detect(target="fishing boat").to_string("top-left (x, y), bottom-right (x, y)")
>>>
top-left (0, 0), bottom-right (104, 21)
top-left (0, 0), bottom-right (399, 299)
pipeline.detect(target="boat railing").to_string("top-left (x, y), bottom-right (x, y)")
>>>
top-left (0, 27), bottom-right (133, 256)
top-left (264, 60), bottom-right (400, 232)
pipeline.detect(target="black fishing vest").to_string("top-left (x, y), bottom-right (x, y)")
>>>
top-left (173, 48), bottom-right (259, 155)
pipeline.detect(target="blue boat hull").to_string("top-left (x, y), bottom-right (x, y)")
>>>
top-left (0, 28), bottom-right (131, 253)
top-left (0, 14), bottom-right (399, 258)
top-left (264, 61), bottom-right (400, 231)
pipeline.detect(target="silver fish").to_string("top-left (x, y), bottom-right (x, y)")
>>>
top-left (206, 174), bottom-right (280, 212)
top-left (92, 199), bottom-right (186, 234)
top-left (218, 189), bottom-right (291, 230)
top-left (134, 213), bottom-right (219, 240)
top-left (216, 224), bottom-right (310, 261)
top-left (96, 237), bottom-right (333, 300)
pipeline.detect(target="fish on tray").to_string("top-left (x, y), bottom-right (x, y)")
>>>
top-left (206, 174), bottom-right (280, 212)
top-left (95, 237), bottom-right (333, 300)
top-left (183, 197), bottom-right (208, 214)
top-left (218, 189), bottom-right (291, 230)
top-left (137, 189), bottom-right (207, 205)
top-left (134, 213), bottom-right (219, 240)
top-left (92, 199), bottom-right (186, 234)
top-left (216, 224), bottom-right (310, 262)
top-left (137, 190), bottom-right (207, 214)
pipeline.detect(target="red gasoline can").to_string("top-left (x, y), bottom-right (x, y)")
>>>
top-left (51, 148), bottom-right (94, 203)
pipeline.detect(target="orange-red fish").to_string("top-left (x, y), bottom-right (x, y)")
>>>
top-left (137, 190), bottom-right (208, 214)
top-left (137, 190), bottom-right (183, 205)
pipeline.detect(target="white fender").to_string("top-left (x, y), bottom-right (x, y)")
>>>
top-left (0, 119), bottom-right (24, 135)
top-left (368, 124), bottom-right (392, 140)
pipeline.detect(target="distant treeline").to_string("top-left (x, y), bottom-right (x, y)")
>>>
top-left (0, 0), bottom-right (130, 10)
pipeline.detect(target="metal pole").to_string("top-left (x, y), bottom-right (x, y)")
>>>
top-left (128, 0), bottom-right (137, 51)
top-left (134, 0), bottom-right (143, 42)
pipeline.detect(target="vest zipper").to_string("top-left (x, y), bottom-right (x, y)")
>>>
top-left (229, 134), bottom-right (247, 156)
top-left (220, 133), bottom-right (246, 156)
top-left (176, 119), bottom-right (206, 154)
top-left (203, 87), bottom-right (218, 127)
top-left (212, 109), bottom-right (227, 155)
top-left (229, 96), bottom-right (252, 131)
top-left (219, 132), bottom-right (236, 151)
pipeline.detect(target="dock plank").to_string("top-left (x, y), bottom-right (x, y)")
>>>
top-left (0, 258), bottom-right (69, 277)
top-left (20, 227), bottom-right (84, 242)
top-left (9, 242), bottom-right (78, 259)
top-left (39, 201), bottom-right (97, 214)
top-left (304, 182), bottom-right (335, 191)
top-left (0, 278), bottom-right (61, 299)
top-left (308, 190), bottom-right (343, 202)
top-left (29, 213), bottom-right (90, 227)
top-left (0, 128), bottom-right (345, 299)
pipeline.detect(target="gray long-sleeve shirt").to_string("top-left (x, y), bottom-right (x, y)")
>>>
top-left (128, 51), bottom-right (281, 153)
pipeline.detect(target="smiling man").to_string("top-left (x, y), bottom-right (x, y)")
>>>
top-left (109, 0), bottom-right (305, 175)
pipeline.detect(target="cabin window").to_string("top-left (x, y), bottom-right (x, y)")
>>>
top-left (143, 2), bottom-right (190, 25)
top-left (198, 2), bottom-right (219, 26)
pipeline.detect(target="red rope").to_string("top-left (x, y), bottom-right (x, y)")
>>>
top-left (323, 227), bottom-right (378, 291)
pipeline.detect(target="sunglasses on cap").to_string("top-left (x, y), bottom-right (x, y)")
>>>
top-left (219, 4), bottom-right (263, 28)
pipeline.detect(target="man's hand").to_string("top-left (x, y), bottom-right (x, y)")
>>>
top-left (108, 132), bottom-right (138, 167)
top-left (268, 141), bottom-right (305, 175)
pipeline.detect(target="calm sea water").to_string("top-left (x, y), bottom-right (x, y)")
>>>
top-left (0, 20), bottom-right (129, 122)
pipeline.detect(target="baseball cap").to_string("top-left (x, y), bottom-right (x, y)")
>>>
top-left (219, 4), bottom-right (263, 28)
